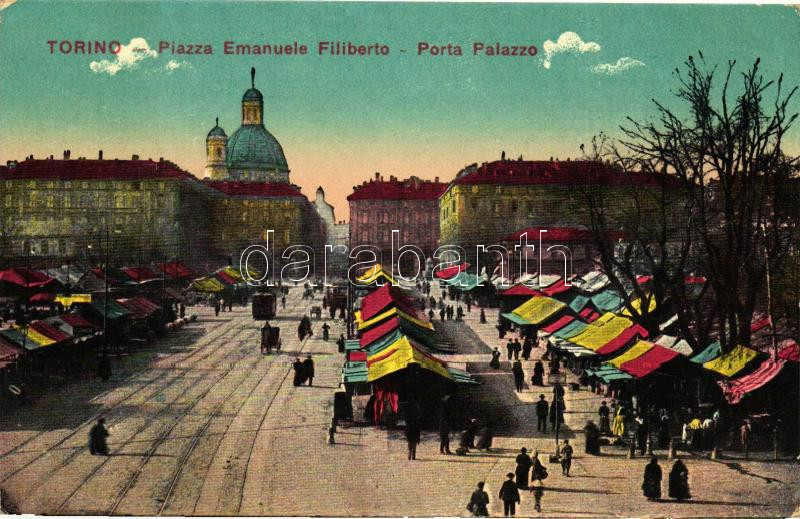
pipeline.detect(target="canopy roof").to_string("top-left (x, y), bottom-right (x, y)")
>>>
top-left (778, 340), bottom-right (799, 362)
top-left (116, 297), bottom-right (161, 319)
top-left (691, 341), bottom-right (722, 364)
top-left (30, 321), bottom-right (70, 342)
top-left (500, 284), bottom-right (544, 297)
top-left (512, 296), bottom-right (566, 325)
top-left (541, 278), bottom-right (572, 296)
top-left (0, 268), bottom-right (55, 288)
top-left (621, 296), bottom-right (657, 316)
top-left (356, 305), bottom-right (433, 332)
top-left (434, 263), bottom-right (470, 280)
top-left (540, 314), bottom-right (576, 334)
top-left (356, 265), bottom-right (397, 286)
top-left (655, 335), bottom-right (694, 356)
top-left (121, 267), bottom-right (160, 283)
top-left (607, 340), bottom-right (654, 367)
top-left (358, 284), bottom-right (419, 322)
top-left (718, 358), bottom-right (786, 404)
top-left (595, 324), bottom-right (649, 356)
top-left (619, 344), bottom-right (680, 378)
top-left (0, 336), bottom-right (22, 361)
top-left (443, 271), bottom-right (488, 291)
top-left (584, 365), bottom-right (633, 382)
top-left (190, 277), bottom-right (226, 293)
top-left (157, 261), bottom-right (194, 279)
top-left (553, 319), bottom-right (590, 339)
top-left (366, 334), bottom-right (452, 383)
top-left (569, 315), bottom-right (633, 351)
top-left (90, 299), bottom-right (132, 320)
top-left (591, 289), bottom-right (624, 312)
top-left (578, 271), bottom-right (610, 293)
top-left (702, 345), bottom-right (760, 377)
top-left (562, 293), bottom-right (591, 313)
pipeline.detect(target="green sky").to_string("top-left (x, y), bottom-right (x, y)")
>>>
top-left (1, 1), bottom-right (799, 215)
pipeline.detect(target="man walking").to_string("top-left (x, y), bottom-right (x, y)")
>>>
top-left (512, 360), bottom-right (525, 392)
top-left (498, 473), bottom-right (520, 517)
top-left (439, 415), bottom-right (452, 455)
top-left (506, 339), bottom-right (514, 361)
top-left (560, 439), bottom-right (573, 476)
top-left (598, 401), bottom-right (611, 435)
top-left (406, 421), bottom-right (421, 460)
top-left (303, 355), bottom-right (315, 386)
top-left (536, 395), bottom-right (549, 433)
top-left (515, 447), bottom-right (532, 489)
top-left (513, 338), bottom-right (522, 360)
top-left (89, 418), bottom-right (110, 456)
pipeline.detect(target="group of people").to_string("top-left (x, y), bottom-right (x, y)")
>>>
top-left (292, 355), bottom-right (315, 386)
top-left (297, 315), bottom-right (313, 341)
top-left (213, 297), bottom-right (233, 316)
top-left (642, 457), bottom-right (691, 501)
top-left (456, 418), bottom-right (494, 454)
top-left (505, 337), bottom-right (537, 361)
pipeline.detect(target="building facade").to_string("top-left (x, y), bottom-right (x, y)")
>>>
top-left (313, 186), bottom-right (350, 275)
top-left (348, 174), bottom-right (446, 267)
top-left (0, 154), bottom-right (211, 267)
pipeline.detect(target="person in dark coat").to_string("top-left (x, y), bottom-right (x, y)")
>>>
top-left (598, 401), bottom-right (611, 435)
top-left (89, 418), bottom-right (110, 455)
top-left (440, 308), bottom-right (446, 321)
top-left (475, 424), bottom-right (494, 451)
top-left (531, 360), bottom-right (545, 386)
top-left (98, 355), bottom-right (111, 382)
top-left (642, 457), bottom-right (662, 501)
top-left (530, 451), bottom-right (547, 484)
top-left (214, 299), bottom-right (220, 316)
top-left (303, 355), bottom-right (315, 386)
top-left (512, 360), bottom-right (524, 392)
top-left (336, 334), bottom-right (345, 353)
top-left (515, 447), bottom-right (532, 490)
top-left (281, 295), bottom-right (286, 309)
top-left (498, 473), bottom-right (520, 517)
top-left (468, 481), bottom-right (490, 517)
top-left (439, 415), bottom-right (452, 454)
top-left (480, 308), bottom-right (487, 324)
top-left (512, 338), bottom-right (522, 360)
top-left (428, 308), bottom-right (435, 322)
top-left (322, 322), bottom-right (330, 341)
top-left (506, 339), bottom-right (515, 360)
top-left (490, 347), bottom-right (501, 369)
top-left (583, 420), bottom-right (601, 455)
top-left (456, 306), bottom-right (464, 321)
top-left (560, 439), bottom-right (574, 476)
top-left (179, 303), bottom-right (186, 318)
top-left (550, 398), bottom-right (565, 433)
top-left (522, 338), bottom-right (533, 360)
top-left (460, 418), bottom-right (478, 452)
top-left (636, 416), bottom-right (649, 455)
top-left (292, 358), bottom-right (305, 386)
top-left (405, 421), bottom-right (421, 460)
top-left (668, 460), bottom-right (690, 500)
top-left (536, 395), bottom-right (548, 433)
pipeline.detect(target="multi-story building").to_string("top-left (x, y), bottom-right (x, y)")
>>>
top-left (438, 158), bottom-right (667, 264)
top-left (348, 173), bottom-right (447, 267)
top-left (0, 153), bottom-right (211, 267)
top-left (313, 186), bottom-right (350, 276)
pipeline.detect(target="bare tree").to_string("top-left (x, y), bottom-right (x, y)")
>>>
top-left (607, 55), bottom-right (799, 352)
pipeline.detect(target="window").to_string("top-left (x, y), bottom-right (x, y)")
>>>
top-left (510, 200), bottom-right (518, 213)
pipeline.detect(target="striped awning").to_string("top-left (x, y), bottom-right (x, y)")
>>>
top-left (718, 358), bottom-right (786, 404)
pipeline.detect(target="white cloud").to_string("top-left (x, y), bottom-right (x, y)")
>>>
top-left (542, 31), bottom-right (601, 69)
top-left (165, 59), bottom-right (191, 73)
top-left (591, 57), bottom-right (645, 75)
top-left (89, 37), bottom-right (158, 76)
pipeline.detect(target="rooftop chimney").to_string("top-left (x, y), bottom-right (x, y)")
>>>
top-left (98, 150), bottom-right (103, 160)
top-left (435, 177), bottom-right (439, 183)
top-left (132, 154), bottom-right (140, 160)
top-left (375, 172), bottom-right (380, 181)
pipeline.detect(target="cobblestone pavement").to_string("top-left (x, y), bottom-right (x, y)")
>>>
top-left (0, 284), bottom-right (798, 517)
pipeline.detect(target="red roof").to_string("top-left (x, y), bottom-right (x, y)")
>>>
top-left (359, 284), bottom-right (420, 322)
top-left (30, 321), bottom-right (71, 342)
top-left (595, 324), bottom-right (649, 356)
top-left (58, 314), bottom-right (95, 328)
top-left (778, 340), bottom-right (799, 362)
top-left (156, 261), bottom-right (194, 279)
top-left (619, 345), bottom-right (680, 378)
top-left (359, 317), bottom-right (401, 348)
top-left (122, 267), bottom-right (160, 282)
top-left (0, 268), bottom-right (54, 288)
top-left (0, 336), bottom-right (23, 361)
top-left (505, 227), bottom-right (595, 242)
top-left (452, 160), bottom-right (673, 188)
top-left (203, 180), bottom-right (305, 198)
top-left (434, 263), bottom-right (470, 280)
top-left (540, 314), bottom-right (576, 334)
top-left (1, 159), bottom-right (194, 181)
top-left (348, 178), bottom-right (447, 201)
top-left (500, 284), bottom-right (544, 297)
top-left (116, 297), bottom-right (161, 319)
top-left (541, 279), bottom-right (572, 297)
top-left (718, 358), bottom-right (786, 404)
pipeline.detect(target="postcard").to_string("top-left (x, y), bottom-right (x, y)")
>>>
top-left (0, 1), bottom-right (798, 517)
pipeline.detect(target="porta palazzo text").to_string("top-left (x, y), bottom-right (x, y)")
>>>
top-left (46, 40), bottom-right (538, 58)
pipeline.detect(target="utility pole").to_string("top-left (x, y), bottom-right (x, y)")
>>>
top-left (762, 222), bottom-right (778, 360)
top-left (103, 226), bottom-right (109, 358)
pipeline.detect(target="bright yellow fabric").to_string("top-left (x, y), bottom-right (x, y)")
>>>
top-left (570, 315), bottom-right (633, 351)
top-left (191, 277), bottom-right (225, 293)
top-left (621, 296), bottom-right (657, 317)
top-left (594, 312), bottom-right (617, 325)
top-left (702, 345), bottom-right (758, 377)
top-left (512, 296), bottom-right (566, 325)
top-left (18, 327), bottom-right (55, 346)
top-left (356, 306), bottom-right (434, 331)
top-left (55, 294), bottom-right (91, 307)
top-left (607, 340), bottom-right (654, 367)
top-left (367, 334), bottom-right (452, 382)
top-left (356, 265), bottom-right (396, 286)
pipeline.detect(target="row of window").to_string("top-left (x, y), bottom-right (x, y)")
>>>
top-left (6, 180), bottom-right (168, 191)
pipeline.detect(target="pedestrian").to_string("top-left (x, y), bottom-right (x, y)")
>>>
top-left (475, 423), bottom-right (494, 451)
top-left (583, 420), bottom-right (601, 455)
top-left (611, 406), bottom-right (626, 436)
top-left (668, 460), bottom-right (690, 500)
top-left (89, 418), bottom-right (110, 456)
top-left (322, 322), bottom-right (330, 341)
top-left (459, 418), bottom-right (478, 453)
top-left (337, 334), bottom-right (345, 353)
top-left (179, 303), bottom-right (186, 318)
top-left (467, 481), bottom-right (490, 517)
top-left (515, 447), bottom-right (532, 489)
top-left (531, 360), bottom-right (545, 386)
top-left (498, 473), bottom-right (520, 517)
top-left (512, 360), bottom-right (524, 392)
top-left (490, 347), bottom-right (501, 369)
top-left (480, 308), bottom-right (486, 324)
top-left (98, 355), bottom-right (111, 383)
top-left (531, 451), bottom-right (548, 484)
top-left (303, 355), bottom-right (315, 386)
top-left (560, 439), bottom-right (573, 476)
top-left (228, 298), bottom-right (233, 312)
top-left (642, 456), bottom-right (662, 501)
top-left (506, 339), bottom-right (514, 361)
top-left (598, 401), bottom-right (611, 435)
top-left (281, 295), bottom-right (286, 309)
top-left (740, 420), bottom-right (751, 459)
top-left (466, 297), bottom-right (472, 313)
top-left (522, 337), bottom-right (532, 360)
top-left (440, 308), bottom-right (446, 321)
top-left (549, 397), bottom-right (565, 433)
top-left (456, 306), bottom-right (464, 321)
top-left (428, 308), bottom-right (435, 322)
top-left (530, 479), bottom-right (544, 513)
top-left (292, 357), bottom-right (305, 386)
top-left (439, 415), bottom-right (452, 454)
top-left (260, 323), bottom-right (273, 354)
top-left (536, 395), bottom-right (548, 433)
top-left (214, 299), bottom-right (220, 316)
top-left (513, 338), bottom-right (521, 360)
top-left (636, 415), bottom-right (648, 456)
top-left (405, 421), bottom-right (421, 460)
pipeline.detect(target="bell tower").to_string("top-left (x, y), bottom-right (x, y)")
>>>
top-left (242, 67), bottom-right (263, 126)
top-left (205, 117), bottom-right (228, 179)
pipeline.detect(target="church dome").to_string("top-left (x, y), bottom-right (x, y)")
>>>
top-left (226, 124), bottom-right (288, 172)
top-left (207, 118), bottom-right (227, 139)
top-left (242, 88), bottom-right (263, 103)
